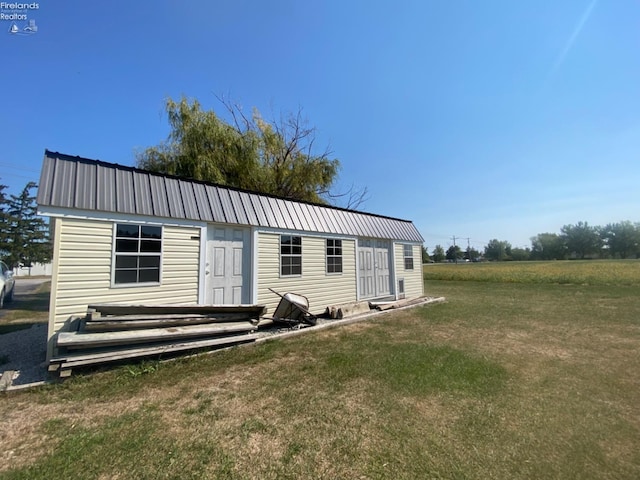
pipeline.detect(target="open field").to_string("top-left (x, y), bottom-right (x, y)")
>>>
top-left (423, 259), bottom-right (640, 286)
top-left (1, 264), bottom-right (639, 479)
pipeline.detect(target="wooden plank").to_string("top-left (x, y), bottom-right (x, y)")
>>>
top-left (369, 298), bottom-right (428, 311)
top-left (368, 301), bottom-right (395, 311)
top-left (57, 322), bottom-right (257, 349)
top-left (326, 301), bottom-right (372, 319)
top-left (369, 302), bottom-right (395, 311)
top-left (63, 335), bottom-right (259, 367)
top-left (88, 304), bottom-right (266, 317)
top-left (83, 314), bottom-right (255, 332)
top-left (52, 333), bottom-right (261, 369)
top-left (51, 332), bottom-right (258, 363)
top-left (256, 318), bottom-right (274, 329)
top-left (51, 335), bottom-right (252, 364)
top-left (86, 312), bottom-right (251, 322)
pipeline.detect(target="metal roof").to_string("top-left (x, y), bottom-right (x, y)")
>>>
top-left (37, 150), bottom-right (424, 242)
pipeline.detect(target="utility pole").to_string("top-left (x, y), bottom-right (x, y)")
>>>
top-left (451, 236), bottom-right (457, 264)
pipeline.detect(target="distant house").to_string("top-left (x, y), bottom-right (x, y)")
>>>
top-left (37, 150), bottom-right (424, 359)
top-left (13, 263), bottom-right (52, 276)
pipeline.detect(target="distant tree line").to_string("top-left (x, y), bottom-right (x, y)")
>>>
top-left (424, 220), bottom-right (640, 263)
top-left (0, 181), bottom-right (51, 270)
top-left (529, 221), bottom-right (640, 260)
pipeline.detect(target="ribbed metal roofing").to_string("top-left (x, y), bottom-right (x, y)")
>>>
top-left (37, 150), bottom-right (424, 243)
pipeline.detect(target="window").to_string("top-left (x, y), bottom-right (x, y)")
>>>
top-left (403, 244), bottom-right (414, 270)
top-left (113, 223), bottom-right (162, 285)
top-left (280, 235), bottom-right (302, 276)
top-left (326, 239), bottom-right (343, 274)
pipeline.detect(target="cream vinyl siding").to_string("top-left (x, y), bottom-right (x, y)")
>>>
top-left (394, 243), bottom-right (424, 299)
top-left (50, 218), bottom-right (200, 336)
top-left (256, 233), bottom-right (356, 314)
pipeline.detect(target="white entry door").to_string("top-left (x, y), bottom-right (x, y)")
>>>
top-left (206, 226), bottom-right (250, 304)
top-left (358, 239), bottom-right (391, 299)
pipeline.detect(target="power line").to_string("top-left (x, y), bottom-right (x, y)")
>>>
top-left (0, 163), bottom-right (41, 174)
top-left (0, 172), bottom-right (38, 181)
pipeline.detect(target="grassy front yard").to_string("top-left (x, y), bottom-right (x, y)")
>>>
top-left (0, 263), bottom-right (639, 478)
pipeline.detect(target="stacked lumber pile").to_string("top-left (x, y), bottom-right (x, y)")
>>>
top-left (49, 304), bottom-right (266, 377)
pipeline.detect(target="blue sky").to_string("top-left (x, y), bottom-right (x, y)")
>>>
top-left (2, 0), bottom-right (638, 252)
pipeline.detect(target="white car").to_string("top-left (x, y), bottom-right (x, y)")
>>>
top-left (0, 261), bottom-right (15, 308)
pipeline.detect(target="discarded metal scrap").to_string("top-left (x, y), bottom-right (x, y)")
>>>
top-left (267, 288), bottom-right (317, 327)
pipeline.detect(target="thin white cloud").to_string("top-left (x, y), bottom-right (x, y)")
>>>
top-left (546, 0), bottom-right (598, 83)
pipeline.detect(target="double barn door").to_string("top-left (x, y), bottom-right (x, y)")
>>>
top-left (358, 239), bottom-right (391, 299)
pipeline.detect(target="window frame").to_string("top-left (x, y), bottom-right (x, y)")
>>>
top-left (111, 223), bottom-right (163, 287)
top-left (403, 244), bottom-right (414, 270)
top-left (280, 234), bottom-right (302, 277)
top-left (325, 238), bottom-right (343, 275)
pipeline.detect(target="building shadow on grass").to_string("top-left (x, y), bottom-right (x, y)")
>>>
top-left (0, 282), bottom-right (50, 327)
top-left (11, 289), bottom-right (51, 313)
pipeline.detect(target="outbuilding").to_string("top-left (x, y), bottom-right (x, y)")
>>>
top-left (37, 150), bottom-right (424, 359)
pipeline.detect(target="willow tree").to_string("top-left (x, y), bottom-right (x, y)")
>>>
top-left (136, 97), bottom-right (262, 190)
top-left (136, 96), bottom-right (363, 206)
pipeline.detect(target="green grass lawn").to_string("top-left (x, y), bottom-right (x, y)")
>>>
top-left (1, 263), bottom-right (639, 479)
top-left (424, 259), bottom-right (640, 285)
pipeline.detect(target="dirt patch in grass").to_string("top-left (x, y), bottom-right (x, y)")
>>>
top-left (0, 391), bottom-right (161, 472)
top-left (1, 402), bottom-right (58, 470)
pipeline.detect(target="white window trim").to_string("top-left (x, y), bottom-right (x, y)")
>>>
top-left (111, 222), bottom-right (164, 288)
top-left (403, 244), bottom-right (414, 271)
top-left (325, 238), bottom-right (343, 276)
top-left (280, 234), bottom-right (302, 278)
